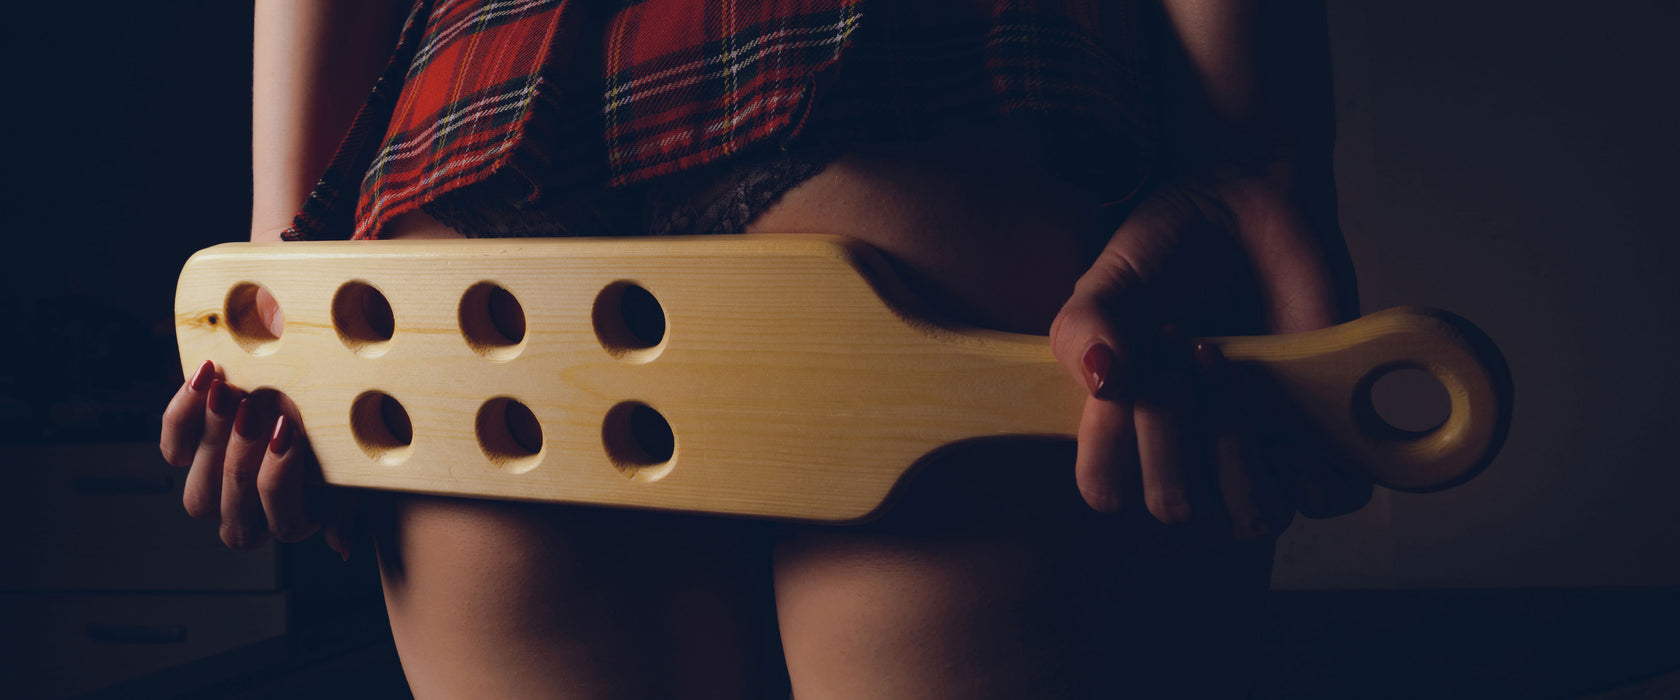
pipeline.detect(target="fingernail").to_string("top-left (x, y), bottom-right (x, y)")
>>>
top-left (269, 414), bottom-right (293, 455)
top-left (189, 360), bottom-right (214, 392)
top-left (1082, 486), bottom-right (1123, 514)
top-left (1082, 342), bottom-right (1114, 397)
top-left (208, 380), bottom-right (239, 417)
top-left (234, 398), bottom-right (259, 440)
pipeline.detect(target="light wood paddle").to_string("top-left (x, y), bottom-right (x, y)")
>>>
top-left (174, 235), bottom-right (1512, 522)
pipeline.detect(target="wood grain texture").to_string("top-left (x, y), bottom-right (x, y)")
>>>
top-left (174, 235), bottom-right (1511, 522)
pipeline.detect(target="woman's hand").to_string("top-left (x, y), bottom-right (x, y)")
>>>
top-left (159, 287), bottom-right (355, 557)
top-left (1049, 158), bottom-right (1373, 537)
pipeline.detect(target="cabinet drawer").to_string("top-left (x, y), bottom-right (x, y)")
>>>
top-left (0, 591), bottom-right (288, 699)
top-left (0, 443), bottom-right (279, 591)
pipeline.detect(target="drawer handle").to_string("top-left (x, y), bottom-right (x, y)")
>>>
top-left (86, 624), bottom-right (188, 644)
top-left (72, 475), bottom-right (173, 495)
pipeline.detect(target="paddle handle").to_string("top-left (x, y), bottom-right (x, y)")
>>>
top-left (1191, 306), bottom-right (1511, 491)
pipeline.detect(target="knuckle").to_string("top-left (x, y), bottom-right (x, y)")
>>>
top-left (255, 468), bottom-right (287, 503)
top-left (183, 493), bottom-right (213, 520)
top-left (271, 521), bottom-right (312, 544)
top-left (1146, 491), bottom-right (1192, 524)
top-left (1079, 485), bottom-right (1122, 514)
top-left (221, 524), bottom-right (258, 551)
top-left (160, 401), bottom-right (191, 429)
top-left (222, 456), bottom-right (252, 483)
top-left (268, 523), bottom-right (297, 543)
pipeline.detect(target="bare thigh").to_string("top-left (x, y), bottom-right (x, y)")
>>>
top-left (368, 493), bottom-right (774, 698)
top-left (369, 216), bottom-right (776, 699)
top-left (753, 126), bottom-right (1278, 699)
top-left (364, 118), bottom-right (1276, 699)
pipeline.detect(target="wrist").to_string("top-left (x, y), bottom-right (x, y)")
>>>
top-left (1172, 112), bottom-right (1301, 178)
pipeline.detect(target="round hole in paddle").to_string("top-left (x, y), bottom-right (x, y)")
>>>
top-left (601, 401), bottom-right (676, 482)
top-left (1357, 365), bottom-right (1452, 437)
top-left (224, 283), bottom-right (282, 355)
top-left (459, 282), bottom-right (527, 361)
top-left (332, 281), bottom-right (395, 357)
top-left (350, 391), bottom-right (414, 465)
top-left (592, 281), bottom-right (666, 362)
top-left (476, 397), bottom-right (544, 473)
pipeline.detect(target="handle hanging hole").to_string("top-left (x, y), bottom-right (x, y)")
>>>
top-left (1355, 364), bottom-right (1452, 439)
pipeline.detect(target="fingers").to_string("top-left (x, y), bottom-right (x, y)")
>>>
top-left (1071, 324), bottom-right (1201, 526)
top-left (160, 361), bottom-right (215, 467)
top-left (1196, 342), bottom-right (1288, 539)
top-left (167, 362), bottom-right (346, 555)
top-left (1134, 328), bottom-right (1196, 524)
top-left (1214, 345), bottom-right (1372, 522)
top-left (1050, 296), bottom-right (1134, 401)
top-left (1054, 188), bottom-right (1218, 520)
top-left (1075, 395), bottom-right (1137, 512)
top-left (1050, 195), bottom-right (1196, 399)
top-left (1134, 400), bottom-right (1191, 524)
top-left (185, 379), bottom-right (242, 519)
top-left (258, 413), bottom-right (325, 543)
top-left (221, 393), bottom-right (280, 550)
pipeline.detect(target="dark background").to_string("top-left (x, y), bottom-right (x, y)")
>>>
top-left (2, 1), bottom-right (1678, 698)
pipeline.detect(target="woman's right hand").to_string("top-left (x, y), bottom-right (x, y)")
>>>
top-left (159, 286), bottom-right (355, 558)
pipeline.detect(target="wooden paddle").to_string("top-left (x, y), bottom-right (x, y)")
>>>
top-left (173, 235), bottom-right (1512, 522)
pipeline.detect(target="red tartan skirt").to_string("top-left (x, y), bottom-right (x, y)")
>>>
top-left (284, 0), bottom-right (1161, 242)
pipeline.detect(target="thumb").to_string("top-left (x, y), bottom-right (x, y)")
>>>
top-left (1050, 190), bottom-right (1204, 397)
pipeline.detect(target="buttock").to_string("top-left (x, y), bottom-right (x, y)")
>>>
top-left (372, 117), bottom-right (1273, 699)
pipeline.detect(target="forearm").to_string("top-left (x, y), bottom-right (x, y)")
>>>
top-left (1153, 0), bottom-right (1296, 170)
top-left (252, 0), bottom-right (404, 241)
top-left (1159, 0), bottom-right (1259, 126)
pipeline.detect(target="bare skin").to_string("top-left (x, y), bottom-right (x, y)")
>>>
top-left (157, 2), bottom-right (1372, 697)
top-left (358, 119), bottom-right (1304, 698)
top-left (367, 121), bottom-right (1117, 698)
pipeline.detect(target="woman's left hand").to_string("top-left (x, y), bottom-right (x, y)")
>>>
top-left (1049, 158), bottom-right (1373, 537)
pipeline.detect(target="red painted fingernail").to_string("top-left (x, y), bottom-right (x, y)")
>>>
top-left (208, 380), bottom-right (239, 417)
top-left (233, 398), bottom-right (254, 438)
top-left (1082, 342), bottom-right (1114, 397)
top-left (189, 361), bottom-right (214, 392)
top-left (270, 414), bottom-right (293, 455)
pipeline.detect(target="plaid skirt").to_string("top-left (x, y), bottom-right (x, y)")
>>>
top-left (284, 0), bottom-right (1162, 242)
